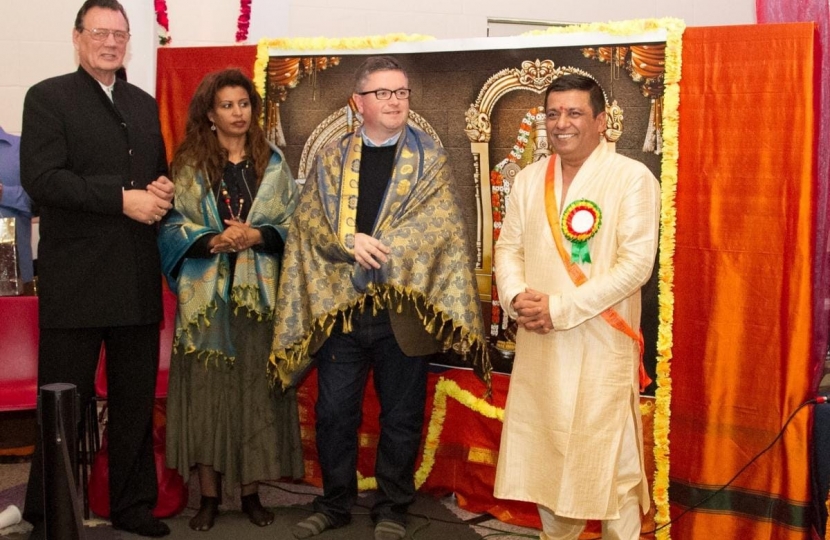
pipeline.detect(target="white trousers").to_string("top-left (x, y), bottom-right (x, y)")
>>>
top-left (538, 403), bottom-right (643, 540)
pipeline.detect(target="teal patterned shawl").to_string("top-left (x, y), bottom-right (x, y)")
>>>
top-left (159, 149), bottom-right (298, 363)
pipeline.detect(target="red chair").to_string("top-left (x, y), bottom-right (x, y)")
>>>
top-left (0, 296), bottom-right (40, 412)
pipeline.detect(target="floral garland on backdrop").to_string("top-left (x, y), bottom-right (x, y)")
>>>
top-left (252, 34), bottom-right (435, 122)
top-left (490, 107), bottom-right (541, 339)
top-left (153, 0), bottom-right (253, 45)
top-left (257, 20), bottom-right (684, 538)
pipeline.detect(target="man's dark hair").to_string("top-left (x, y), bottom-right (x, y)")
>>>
top-left (544, 74), bottom-right (606, 117)
top-left (353, 56), bottom-right (408, 93)
top-left (74, 0), bottom-right (130, 32)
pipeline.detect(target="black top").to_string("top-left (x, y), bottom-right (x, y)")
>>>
top-left (216, 159), bottom-right (254, 223)
top-left (185, 160), bottom-right (282, 259)
top-left (356, 144), bottom-right (396, 234)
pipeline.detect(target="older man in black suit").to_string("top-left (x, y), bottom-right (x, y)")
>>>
top-left (20, 0), bottom-right (173, 537)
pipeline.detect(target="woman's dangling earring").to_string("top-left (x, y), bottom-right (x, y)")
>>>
top-left (210, 122), bottom-right (216, 132)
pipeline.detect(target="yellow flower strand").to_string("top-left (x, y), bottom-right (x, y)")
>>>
top-left (356, 377), bottom-right (502, 492)
top-left (652, 19), bottom-right (684, 540)
top-left (357, 379), bottom-right (656, 494)
top-left (525, 17), bottom-right (681, 39)
top-left (253, 33), bottom-right (435, 122)
top-left (357, 470), bottom-right (376, 491)
top-left (413, 380), bottom-right (449, 489)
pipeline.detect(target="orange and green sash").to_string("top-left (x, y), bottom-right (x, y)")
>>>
top-left (543, 155), bottom-right (652, 390)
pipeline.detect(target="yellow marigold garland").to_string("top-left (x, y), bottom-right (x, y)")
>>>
top-left (653, 19), bottom-right (684, 540)
top-left (356, 377), bottom-right (501, 491)
top-left (356, 378), bottom-right (657, 494)
top-left (530, 19), bottom-right (685, 538)
top-left (413, 380), bottom-right (449, 489)
top-left (253, 34), bottom-right (435, 123)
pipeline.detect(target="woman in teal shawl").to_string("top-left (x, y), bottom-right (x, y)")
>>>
top-left (158, 69), bottom-right (302, 531)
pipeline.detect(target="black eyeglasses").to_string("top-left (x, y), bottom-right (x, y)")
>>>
top-left (81, 27), bottom-right (131, 44)
top-left (357, 88), bottom-right (411, 100)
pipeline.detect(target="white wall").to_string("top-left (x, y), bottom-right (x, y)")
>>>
top-left (0, 0), bottom-right (155, 134)
top-left (285, 0), bottom-right (756, 39)
top-left (0, 0), bottom-right (756, 135)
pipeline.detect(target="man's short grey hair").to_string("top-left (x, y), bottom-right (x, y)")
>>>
top-left (74, 0), bottom-right (130, 32)
top-left (353, 56), bottom-right (408, 93)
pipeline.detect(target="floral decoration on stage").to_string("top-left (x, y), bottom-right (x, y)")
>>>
top-left (355, 376), bottom-right (656, 496)
top-left (357, 377), bottom-right (504, 491)
top-left (561, 199), bottom-right (602, 263)
top-left (153, 0), bottom-right (171, 45)
top-left (236, 0), bottom-right (252, 43)
top-left (152, 0), bottom-right (252, 45)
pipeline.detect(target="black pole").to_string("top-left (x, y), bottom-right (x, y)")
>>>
top-left (39, 383), bottom-right (85, 540)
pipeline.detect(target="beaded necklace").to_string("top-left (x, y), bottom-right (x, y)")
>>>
top-left (216, 161), bottom-right (254, 222)
top-left (219, 180), bottom-right (244, 222)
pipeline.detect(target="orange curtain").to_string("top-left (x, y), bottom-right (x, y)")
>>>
top-left (155, 46), bottom-right (257, 163)
top-left (671, 23), bottom-right (816, 539)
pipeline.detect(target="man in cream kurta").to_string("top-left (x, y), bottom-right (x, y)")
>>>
top-left (493, 74), bottom-right (660, 540)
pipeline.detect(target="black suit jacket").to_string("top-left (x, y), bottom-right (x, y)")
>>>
top-left (21, 67), bottom-right (168, 328)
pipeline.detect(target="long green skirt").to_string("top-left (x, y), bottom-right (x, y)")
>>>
top-left (165, 308), bottom-right (304, 491)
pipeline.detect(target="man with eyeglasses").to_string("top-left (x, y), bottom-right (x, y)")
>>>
top-left (274, 55), bottom-right (489, 540)
top-left (20, 0), bottom-right (172, 537)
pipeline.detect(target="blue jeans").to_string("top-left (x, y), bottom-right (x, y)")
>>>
top-left (312, 306), bottom-right (429, 526)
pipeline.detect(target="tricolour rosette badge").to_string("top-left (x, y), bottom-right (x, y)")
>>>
top-left (560, 199), bottom-right (602, 263)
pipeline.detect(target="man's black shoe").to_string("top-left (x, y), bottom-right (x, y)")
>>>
top-left (111, 512), bottom-right (170, 537)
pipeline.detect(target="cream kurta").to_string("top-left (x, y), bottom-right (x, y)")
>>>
top-left (493, 139), bottom-right (660, 520)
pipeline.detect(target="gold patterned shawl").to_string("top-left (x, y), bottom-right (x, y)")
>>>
top-left (159, 149), bottom-right (298, 363)
top-left (269, 126), bottom-right (491, 388)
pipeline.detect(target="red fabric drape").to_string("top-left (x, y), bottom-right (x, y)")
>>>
top-left (155, 46), bottom-right (257, 163)
top-left (757, 0), bottom-right (830, 394)
top-left (671, 23), bottom-right (816, 539)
